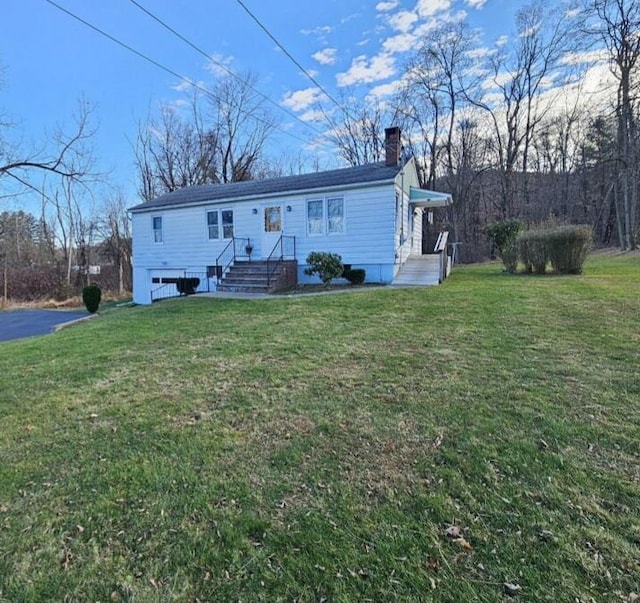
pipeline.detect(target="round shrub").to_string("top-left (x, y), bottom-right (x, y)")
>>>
top-left (487, 219), bottom-right (524, 273)
top-left (82, 284), bottom-right (102, 314)
top-left (304, 252), bottom-right (344, 285)
top-left (547, 226), bottom-right (592, 274)
top-left (344, 268), bottom-right (366, 285)
top-left (518, 230), bottom-right (548, 274)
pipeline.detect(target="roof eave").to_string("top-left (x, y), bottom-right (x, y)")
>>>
top-left (129, 176), bottom-right (398, 213)
top-left (409, 187), bottom-right (453, 208)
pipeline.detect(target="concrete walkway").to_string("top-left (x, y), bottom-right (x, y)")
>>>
top-left (0, 309), bottom-right (90, 342)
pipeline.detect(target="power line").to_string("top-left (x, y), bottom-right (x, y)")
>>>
top-left (43, 0), bottom-right (316, 147)
top-left (233, 0), bottom-right (349, 118)
top-left (128, 0), bottom-right (325, 137)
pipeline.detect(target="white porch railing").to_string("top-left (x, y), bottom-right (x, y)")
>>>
top-left (433, 230), bottom-right (450, 283)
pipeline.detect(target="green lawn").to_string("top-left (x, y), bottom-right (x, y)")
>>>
top-left (1, 254), bottom-right (638, 602)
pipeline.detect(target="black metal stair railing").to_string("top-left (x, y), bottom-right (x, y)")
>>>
top-left (215, 237), bottom-right (252, 285)
top-left (265, 235), bottom-right (296, 288)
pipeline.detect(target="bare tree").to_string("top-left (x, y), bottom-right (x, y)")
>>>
top-left (1, 98), bottom-right (97, 199)
top-left (135, 72), bottom-right (277, 202)
top-left (399, 21), bottom-right (475, 188)
top-left (135, 103), bottom-right (218, 202)
top-left (465, 0), bottom-right (579, 218)
top-left (97, 191), bottom-right (132, 294)
top-left (323, 96), bottom-right (391, 167)
top-left (586, 0), bottom-right (640, 249)
top-left (210, 73), bottom-right (277, 183)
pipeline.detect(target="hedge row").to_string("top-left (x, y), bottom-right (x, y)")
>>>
top-left (488, 221), bottom-right (592, 275)
top-left (518, 225), bottom-right (592, 274)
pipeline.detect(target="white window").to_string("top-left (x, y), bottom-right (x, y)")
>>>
top-left (207, 209), bottom-right (234, 240)
top-left (307, 199), bottom-right (324, 234)
top-left (152, 216), bottom-right (163, 243)
top-left (327, 197), bottom-right (344, 234)
top-left (306, 197), bottom-right (344, 235)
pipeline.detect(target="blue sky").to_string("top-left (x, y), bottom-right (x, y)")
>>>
top-left (1, 0), bottom-right (558, 207)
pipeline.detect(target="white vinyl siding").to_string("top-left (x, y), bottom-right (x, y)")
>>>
top-left (130, 162), bottom-right (416, 304)
top-left (307, 196), bottom-right (344, 235)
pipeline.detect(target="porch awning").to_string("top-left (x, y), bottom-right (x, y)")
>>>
top-left (409, 187), bottom-right (453, 208)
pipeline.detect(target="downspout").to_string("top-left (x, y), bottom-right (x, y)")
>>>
top-left (400, 169), bottom-right (405, 247)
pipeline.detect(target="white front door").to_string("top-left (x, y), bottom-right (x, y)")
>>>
top-left (261, 204), bottom-right (283, 258)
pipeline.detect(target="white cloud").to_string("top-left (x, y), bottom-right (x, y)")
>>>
top-left (539, 74), bottom-right (557, 90)
top-left (171, 78), bottom-right (208, 96)
top-left (560, 49), bottom-right (608, 66)
top-left (416, 0), bottom-right (452, 17)
top-left (388, 10), bottom-right (419, 32)
top-left (367, 80), bottom-right (403, 100)
top-left (495, 35), bottom-right (509, 48)
top-left (312, 48), bottom-right (338, 65)
top-left (172, 78), bottom-right (194, 93)
top-left (482, 70), bottom-right (512, 90)
top-left (382, 32), bottom-right (417, 54)
top-left (341, 13), bottom-right (361, 24)
top-left (412, 7), bottom-right (466, 37)
top-left (281, 87), bottom-right (326, 112)
top-left (299, 109), bottom-right (326, 123)
top-left (466, 46), bottom-right (495, 60)
top-left (376, 1), bottom-right (399, 11)
top-left (300, 25), bottom-right (333, 36)
top-left (336, 53), bottom-right (396, 87)
top-left (204, 54), bottom-right (235, 77)
top-left (465, 0), bottom-right (487, 8)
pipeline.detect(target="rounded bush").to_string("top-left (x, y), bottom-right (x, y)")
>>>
top-left (344, 268), bottom-right (366, 285)
top-left (547, 226), bottom-right (592, 274)
top-left (487, 219), bottom-right (525, 273)
top-left (82, 284), bottom-right (102, 314)
top-left (304, 252), bottom-right (344, 285)
top-left (518, 230), bottom-right (548, 274)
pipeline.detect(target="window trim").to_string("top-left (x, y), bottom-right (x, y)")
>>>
top-left (206, 208), bottom-right (234, 241)
top-left (306, 196), bottom-right (345, 236)
top-left (264, 205), bottom-right (282, 233)
top-left (152, 216), bottom-right (163, 244)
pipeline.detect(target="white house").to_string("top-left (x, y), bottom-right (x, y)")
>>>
top-left (130, 127), bottom-right (453, 304)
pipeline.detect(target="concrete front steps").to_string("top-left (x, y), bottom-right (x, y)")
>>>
top-left (392, 254), bottom-right (442, 286)
top-left (217, 260), bottom-right (296, 293)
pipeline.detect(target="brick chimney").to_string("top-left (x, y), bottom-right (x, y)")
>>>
top-left (384, 126), bottom-right (401, 167)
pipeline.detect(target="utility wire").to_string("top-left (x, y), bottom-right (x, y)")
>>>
top-left (43, 0), bottom-right (316, 147)
top-left (128, 0), bottom-right (325, 137)
top-left (233, 0), bottom-right (349, 117)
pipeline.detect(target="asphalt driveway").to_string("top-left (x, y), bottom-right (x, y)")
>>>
top-left (0, 309), bottom-right (89, 342)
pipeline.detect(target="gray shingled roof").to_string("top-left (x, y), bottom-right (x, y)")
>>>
top-left (129, 162), bottom-right (402, 212)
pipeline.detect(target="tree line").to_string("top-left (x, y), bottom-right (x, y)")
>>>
top-left (1, 0), bottom-right (637, 302)
top-left (327, 0), bottom-right (639, 260)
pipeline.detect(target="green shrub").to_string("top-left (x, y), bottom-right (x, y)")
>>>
top-left (546, 225), bottom-right (592, 274)
top-left (487, 219), bottom-right (524, 273)
top-left (518, 230), bottom-right (549, 274)
top-left (82, 284), bottom-right (101, 314)
top-left (176, 277), bottom-right (200, 295)
top-left (344, 268), bottom-right (366, 285)
top-left (304, 252), bottom-right (344, 284)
